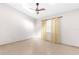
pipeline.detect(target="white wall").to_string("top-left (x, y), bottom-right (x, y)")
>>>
top-left (59, 9), bottom-right (79, 47)
top-left (0, 4), bottom-right (34, 45)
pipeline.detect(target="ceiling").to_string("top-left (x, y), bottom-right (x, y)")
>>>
top-left (7, 3), bottom-right (79, 20)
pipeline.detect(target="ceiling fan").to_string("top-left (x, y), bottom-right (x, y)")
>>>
top-left (30, 3), bottom-right (46, 14)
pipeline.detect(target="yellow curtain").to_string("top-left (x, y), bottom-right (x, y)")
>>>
top-left (41, 18), bottom-right (47, 40)
top-left (51, 16), bottom-right (60, 44)
top-left (41, 16), bottom-right (60, 44)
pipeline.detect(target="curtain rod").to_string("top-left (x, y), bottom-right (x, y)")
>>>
top-left (43, 16), bottom-right (63, 21)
